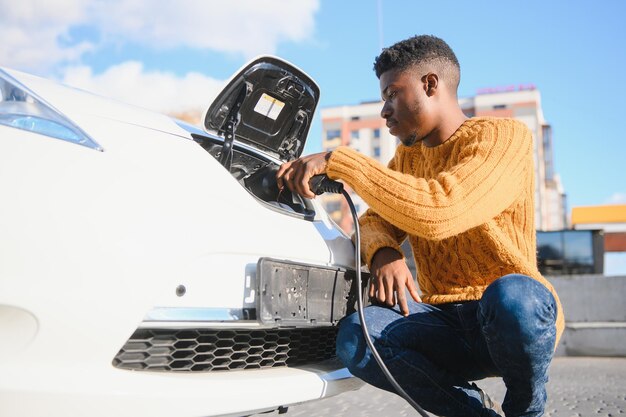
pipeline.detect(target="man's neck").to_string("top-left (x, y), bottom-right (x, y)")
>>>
top-left (422, 107), bottom-right (468, 148)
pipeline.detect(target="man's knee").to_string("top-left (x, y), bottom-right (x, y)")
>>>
top-left (335, 304), bottom-right (406, 375)
top-left (479, 275), bottom-right (556, 335)
top-left (336, 302), bottom-right (442, 372)
top-left (336, 312), bottom-right (367, 372)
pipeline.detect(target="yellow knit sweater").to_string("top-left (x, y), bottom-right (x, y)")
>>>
top-left (326, 117), bottom-right (564, 345)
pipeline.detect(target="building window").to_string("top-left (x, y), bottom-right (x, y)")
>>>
top-left (373, 146), bottom-right (381, 157)
top-left (351, 130), bottom-right (359, 139)
top-left (493, 104), bottom-right (507, 109)
top-left (326, 129), bottom-right (340, 140)
top-left (537, 230), bottom-right (603, 275)
top-left (373, 128), bottom-right (380, 139)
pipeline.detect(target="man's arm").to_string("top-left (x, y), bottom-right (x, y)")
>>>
top-left (276, 150), bottom-right (409, 263)
top-left (359, 207), bottom-right (421, 316)
top-left (359, 207), bottom-right (406, 266)
top-left (276, 119), bottom-right (531, 313)
top-left (277, 153), bottom-right (421, 315)
top-left (356, 155), bottom-right (422, 316)
top-left (277, 119), bottom-right (532, 241)
top-left (326, 119), bottom-right (532, 240)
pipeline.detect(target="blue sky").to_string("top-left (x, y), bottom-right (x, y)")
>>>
top-left (2, 0), bottom-right (625, 211)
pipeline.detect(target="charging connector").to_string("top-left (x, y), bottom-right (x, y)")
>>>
top-left (309, 174), bottom-right (344, 195)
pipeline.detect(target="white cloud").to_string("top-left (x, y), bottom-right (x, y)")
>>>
top-left (61, 61), bottom-right (224, 113)
top-left (1, 0), bottom-right (319, 70)
top-left (91, 0), bottom-right (319, 57)
top-left (605, 192), bottom-right (626, 205)
top-left (3, 0), bottom-right (319, 116)
top-left (0, 0), bottom-right (94, 70)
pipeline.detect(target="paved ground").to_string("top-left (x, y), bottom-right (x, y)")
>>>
top-left (258, 357), bottom-right (626, 416)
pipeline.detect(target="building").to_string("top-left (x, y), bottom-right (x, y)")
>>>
top-left (320, 86), bottom-right (567, 233)
top-left (571, 204), bottom-right (626, 275)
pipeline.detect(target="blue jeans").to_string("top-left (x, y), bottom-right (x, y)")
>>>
top-left (336, 274), bottom-right (557, 417)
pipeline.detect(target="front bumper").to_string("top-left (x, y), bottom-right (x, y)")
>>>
top-left (0, 356), bottom-right (362, 417)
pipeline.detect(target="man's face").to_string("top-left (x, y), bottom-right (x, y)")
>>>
top-left (379, 67), bottom-right (435, 146)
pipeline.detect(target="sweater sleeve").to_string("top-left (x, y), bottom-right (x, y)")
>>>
top-left (326, 119), bottom-right (532, 241)
top-left (356, 156), bottom-right (408, 267)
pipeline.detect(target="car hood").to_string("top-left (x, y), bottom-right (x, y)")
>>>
top-left (1, 67), bottom-right (191, 141)
top-left (203, 56), bottom-right (320, 162)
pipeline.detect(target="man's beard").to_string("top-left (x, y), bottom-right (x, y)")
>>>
top-left (400, 132), bottom-right (420, 147)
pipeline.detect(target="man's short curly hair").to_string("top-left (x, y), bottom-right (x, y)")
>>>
top-left (374, 35), bottom-right (460, 91)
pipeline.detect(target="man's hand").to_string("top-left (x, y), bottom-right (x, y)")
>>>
top-left (369, 247), bottom-right (421, 316)
top-left (276, 152), bottom-right (331, 199)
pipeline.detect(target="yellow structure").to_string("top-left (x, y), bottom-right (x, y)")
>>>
top-left (572, 204), bottom-right (626, 257)
top-left (572, 205), bottom-right (626, 225)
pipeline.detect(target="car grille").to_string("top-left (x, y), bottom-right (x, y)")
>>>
top-left (113, 327), bottom-right (338, 372)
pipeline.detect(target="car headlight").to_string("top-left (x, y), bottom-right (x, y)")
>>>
top-left (0, 68), bottom-right (103, 151)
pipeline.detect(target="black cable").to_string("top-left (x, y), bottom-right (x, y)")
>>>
top-left (342, 189), bottom-right (431, 417)
top-left (301, 174), bottom-right (430, 414)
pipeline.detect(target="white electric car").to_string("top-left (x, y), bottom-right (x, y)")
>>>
top-left (0, 57), bottom-right (364, 417)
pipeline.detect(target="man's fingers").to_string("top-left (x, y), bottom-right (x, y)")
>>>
top-left (277, 153), bottom-right (331, 198)
top-left (295, 169), bottom-right (315, 199)
top-left (279, 169), bottom-right (295, 192)
top-left (406, 275), bottom-right (422, 303)
top-left (376, 278), bottom-right (386, 304)
top-left (284, 170), bottom-right (295, 192)
top-left (383, 277), bottom-right (395, 307)
top-left (369, 279), bottom-right (376, 299)
top-left (276, 162), bottom-right (293, 190)
top-left (396, 289), bottom-right (409, 317)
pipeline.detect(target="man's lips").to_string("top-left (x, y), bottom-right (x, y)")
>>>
top-left (386, 119), bottom-right (397, 129)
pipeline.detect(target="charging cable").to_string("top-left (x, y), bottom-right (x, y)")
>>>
top-left (309, 175), bottom-right (430, 417)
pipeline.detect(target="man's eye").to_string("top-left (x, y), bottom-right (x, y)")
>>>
top-left (382, 90), bottom-right (397, 101)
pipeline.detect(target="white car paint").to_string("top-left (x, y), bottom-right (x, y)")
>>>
top-left (0, 63), bottom-right (362, 417)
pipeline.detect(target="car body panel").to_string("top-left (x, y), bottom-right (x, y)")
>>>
top-left (0, 62), bottom-right (361, 417)
top-left (1, 360), bottom-right (361, 417)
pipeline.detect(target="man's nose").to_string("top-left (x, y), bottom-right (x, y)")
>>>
top-left (380, 101), bottom-right (392, 119)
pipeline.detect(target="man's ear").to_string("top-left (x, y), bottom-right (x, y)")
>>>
top-left (423, 73), bottom-right (438, 97)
